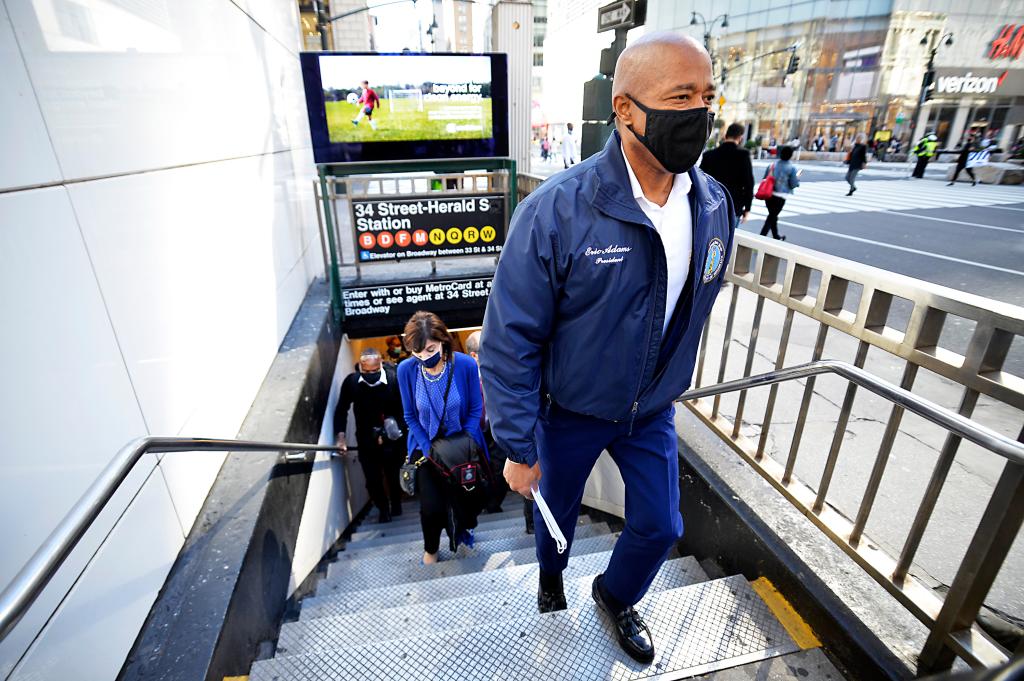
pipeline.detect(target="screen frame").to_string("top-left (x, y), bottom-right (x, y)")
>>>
top-left (301, 51), bottom-right (510, 164)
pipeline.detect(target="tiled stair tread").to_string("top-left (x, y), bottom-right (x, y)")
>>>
top-left (691, 648), bottom-right (845, 680)
top-left (339, 522), bottom-right (539, 561)
top-left (252, 576), bottom-right (798, 681)
top-left (278, 556), bottom-right (704, 656)
top-left (300, 547), bottom-right (623, 620)
top-left (320, 533), bottom-right (621, 595)
top-left (360, 508), bottom-right (522, 530)
top-left (331, 522), bottom-right (610, 572)
top-left (352, 509), bottom-right (524, 536)
top-left (349, 514), bottom-right (557, 545)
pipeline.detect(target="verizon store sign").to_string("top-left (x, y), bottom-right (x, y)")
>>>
top-left (932, 68), bottom-right (1023, 98)
top-left (936, 71), bottom-right (1007, 95)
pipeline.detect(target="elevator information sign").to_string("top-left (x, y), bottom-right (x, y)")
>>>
top-left (351, 194), bottom-right (506, 262)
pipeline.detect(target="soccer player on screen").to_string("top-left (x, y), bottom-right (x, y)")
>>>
top-left (352, 80), bottom-right (380, 131)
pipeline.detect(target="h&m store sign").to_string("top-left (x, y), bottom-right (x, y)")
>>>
top-left (989, 24), bottom-right (1023, 61)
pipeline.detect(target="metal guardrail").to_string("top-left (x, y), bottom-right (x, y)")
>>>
top-left (517, 172), bottom-right (546, 201)
top-left (0, 437), bottom-right (341, 644)
top-left (686, 232), bottom-right (1024, 673)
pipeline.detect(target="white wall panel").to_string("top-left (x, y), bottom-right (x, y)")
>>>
top-left (156, 452), bottom-right (227, 536)
top-left (10, 470), bottom-right (184, 681)
top-left (67, 149), bottom-right (320, 536)
top-left (0, 186), bottom-right (153, 678)
top-left (290, 340), bottom-right (368, 594)
top-left (67, 154), bottom-right (309, 439)
top-left (1, 1), bottom-right (324, 675)
top-left (5, 0), bottom-right (305, 180)
top-left (0, 2), bottom-right (61, 190)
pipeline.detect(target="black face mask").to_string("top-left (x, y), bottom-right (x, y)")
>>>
top-left (360, 370), bottom-right (382, 385)
top-left (625, 94), bottom-right (714, 174)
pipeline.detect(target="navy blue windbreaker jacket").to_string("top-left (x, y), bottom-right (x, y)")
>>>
top-left (479, 131), bottom-right (736, 466)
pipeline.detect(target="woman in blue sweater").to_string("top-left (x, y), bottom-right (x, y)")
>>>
top-left (397, 311), bottom-right (489, 564)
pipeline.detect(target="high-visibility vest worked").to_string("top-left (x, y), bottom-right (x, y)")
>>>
top-left (914, 138), bottom-right (938, 157)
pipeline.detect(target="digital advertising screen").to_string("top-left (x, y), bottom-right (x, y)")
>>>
top-left (300, 52), bottom-right (509, 164)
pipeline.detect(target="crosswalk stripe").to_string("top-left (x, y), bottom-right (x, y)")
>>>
top-left (768, 220), bottom-right (1024, 277)
top-left (743, 179), bottom-right (1024, 220)
top-left (877, 210), bottom-right (1024, 233)
top-left (986, 205), bottom-right (1024, 212)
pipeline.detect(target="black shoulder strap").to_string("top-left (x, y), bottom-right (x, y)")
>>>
top-left (431, 359), bottom-right (455, 438)
top-left (440, 358), bottom-right (454, 415)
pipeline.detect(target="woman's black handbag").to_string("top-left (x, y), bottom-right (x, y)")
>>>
top-left (428, 366), bottom-right (489, 491)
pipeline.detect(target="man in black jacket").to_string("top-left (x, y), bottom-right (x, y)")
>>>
top-left (335, 348), bottom-right (406, 522)
top-left (700, 122), bottom-right (753, 223)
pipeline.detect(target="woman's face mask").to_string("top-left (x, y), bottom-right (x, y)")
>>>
top-left (416, 351), bottom-right (442, 369)
top-left (413, 341), bottom-right (444, 368)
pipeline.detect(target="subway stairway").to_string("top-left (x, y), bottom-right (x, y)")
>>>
top-left (248, 500), bottom-right (835, 680)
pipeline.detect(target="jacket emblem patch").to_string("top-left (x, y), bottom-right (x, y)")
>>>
top-left (702, 238), bottom-right (726, 283)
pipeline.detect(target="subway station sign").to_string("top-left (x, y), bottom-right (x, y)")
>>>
top-left (351, 194), bottom-right (506, 263)
top-left (342, 276), bottom-right (493, 338)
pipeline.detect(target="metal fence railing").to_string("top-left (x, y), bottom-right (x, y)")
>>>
top-left (687, 232), bottom-right (1023, 673)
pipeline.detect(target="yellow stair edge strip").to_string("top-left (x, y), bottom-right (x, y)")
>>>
top-left (223, 677), bottom-right (248, 681)
top-left (750, 577), bottom-right (822, 650)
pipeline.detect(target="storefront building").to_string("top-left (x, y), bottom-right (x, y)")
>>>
top-left (646, 0), bottom-right (1024, 151)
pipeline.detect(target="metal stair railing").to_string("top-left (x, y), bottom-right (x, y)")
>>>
top-left (681, 361), bottom-right (1024, 672)
top-left (0, 437), bottom-right (341, 643)
top-left (684, 232), bottom-right (1024, 674)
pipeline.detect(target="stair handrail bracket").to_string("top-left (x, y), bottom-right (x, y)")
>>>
top-left (684, 232), bottom-right (1024, 674)
top-left (0, 437), bottom-right (341, 643)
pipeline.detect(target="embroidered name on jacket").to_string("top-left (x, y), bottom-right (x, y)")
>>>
top-left (586, 244), bottom-right (632, 264)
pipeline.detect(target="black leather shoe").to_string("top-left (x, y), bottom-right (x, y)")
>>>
top-left (377, 508), bottom-right (392, 523)
top-left (537, 570), bottom-right (567, 613)
top-left (537, 588), bottom-right (567, 613)
top-left (592, 574), bottom-right (655, 663)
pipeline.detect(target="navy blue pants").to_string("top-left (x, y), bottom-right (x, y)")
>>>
top-left (534, 402), bottom-right (683, 607)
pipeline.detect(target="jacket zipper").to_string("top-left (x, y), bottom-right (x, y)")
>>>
top-left (629, 227), bottom-right (666, 436)
top-left (635, 190), bottom-right (711, 416)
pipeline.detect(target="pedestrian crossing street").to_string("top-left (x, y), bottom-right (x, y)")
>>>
top-left (745, 178), bottom-right (1024, 220)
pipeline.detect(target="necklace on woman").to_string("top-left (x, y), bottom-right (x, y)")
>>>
top-left (420, 361), bottom-right (447, 382)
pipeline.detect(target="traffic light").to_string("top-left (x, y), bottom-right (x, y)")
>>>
top-left (921, 69), bottom-right (936, 101)
top-left (785, 54), bottom-right (800, 74)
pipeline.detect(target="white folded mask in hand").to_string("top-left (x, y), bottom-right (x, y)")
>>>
top-left (531, 485), bottom-right (568, 554)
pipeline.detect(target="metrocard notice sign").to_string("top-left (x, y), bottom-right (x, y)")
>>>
top-left (342, 277), bottom-right (493, 337)
top-left (352, 194), bottom-right (506, 262)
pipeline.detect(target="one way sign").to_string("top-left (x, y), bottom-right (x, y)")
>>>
top-left (597, 0), bottom-right (644, 33)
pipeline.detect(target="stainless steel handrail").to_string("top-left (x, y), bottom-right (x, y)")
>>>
top-left (0, 437), bottom-right (341, 643)
top-left (679, 360), bottom-right (1024, 465)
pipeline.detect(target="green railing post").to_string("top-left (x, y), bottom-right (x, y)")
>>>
top-left (507, 158), bottom-right (518, 215)
top-left (318, 167), bottom-right (344, 325)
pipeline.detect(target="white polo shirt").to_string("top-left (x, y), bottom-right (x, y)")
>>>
top-left (621, 144), bottom-right (693, 334)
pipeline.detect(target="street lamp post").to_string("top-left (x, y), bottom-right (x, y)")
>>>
top-left (689, 11), bottom-right (729, 56)
top-left (908, 31), bottom-right (954, 144)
